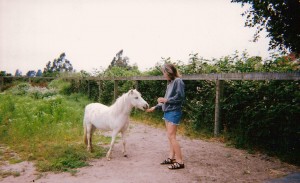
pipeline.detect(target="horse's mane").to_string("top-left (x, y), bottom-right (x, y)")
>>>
top-left (110, 91), bottom-right (131, 115)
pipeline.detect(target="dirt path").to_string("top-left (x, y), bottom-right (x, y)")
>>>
top-left (1, 122), bottom-right (299, 183)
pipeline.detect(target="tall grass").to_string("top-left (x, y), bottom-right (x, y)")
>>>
top-left (0, 80), bottom-right (107, 173)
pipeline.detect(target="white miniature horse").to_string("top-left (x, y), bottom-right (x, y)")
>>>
top-left (83, 89), bottom-right (149, 160)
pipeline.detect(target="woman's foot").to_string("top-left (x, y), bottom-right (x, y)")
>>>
top-left (160, 158), bottom-right (176, 165)
top-left (168, 162), bottom-right (184, 169)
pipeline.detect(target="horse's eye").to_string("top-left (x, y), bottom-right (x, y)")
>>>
top-left (135, 97), bottom-right (138, 99)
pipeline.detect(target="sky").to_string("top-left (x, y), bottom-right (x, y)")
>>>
top-left (0, 0), bottom-right (272, 75)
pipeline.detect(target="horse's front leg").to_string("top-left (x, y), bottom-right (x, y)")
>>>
top-left (121, 121), bottom-right (129, 157)
top-left (121, 130), bottom-right (127, 157)
top-left (106, 130), bottom-right (118, 160)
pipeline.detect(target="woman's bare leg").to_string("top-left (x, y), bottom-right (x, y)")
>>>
top-left (165, 121), bottom-right (175, 159)
top-left (166, 121), bottom-right (183, 163)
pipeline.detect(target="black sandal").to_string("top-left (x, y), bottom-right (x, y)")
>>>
top-left (160, 158), bottom-right (176, 165)
top-left (168, 162), bottom-right (185, 169)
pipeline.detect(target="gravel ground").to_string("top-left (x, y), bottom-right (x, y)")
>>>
top-left (1, 122), bottom-right (299, 183)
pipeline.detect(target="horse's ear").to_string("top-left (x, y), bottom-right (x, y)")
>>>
top-left (129, 89), bottom-right (134, 95)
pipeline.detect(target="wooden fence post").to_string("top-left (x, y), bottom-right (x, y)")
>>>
top-left (78, 79), bottom-right (81, 93)
top-left (87, 80), bottom-right (90, 98)
top-left (0, 77), bottom-right (3, 92)
top-left (98, 80), bottom-right (102, 102)
top-left (135, 80), bottom-right (139, 90)
top-left (114, 80), bottom-right (118, 101)
top-left (214, 79), bottom-right (223, 137)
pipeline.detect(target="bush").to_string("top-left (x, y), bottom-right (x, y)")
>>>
top-left (28, 87), bottom-right (57, 99)
top-left (48, 79), bottom-right (72, 95)
top-left (10, 83), bottom-right (30, 95)
top-left (222, 80), bottom-right (300, 164)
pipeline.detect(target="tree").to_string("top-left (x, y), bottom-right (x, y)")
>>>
top-left (231, 0), bottom-right (300, 55)
top-left (36, 69), bottom-right (43, 77)
top-left (43, 52), bottom-right (74, 77)
top-left (0, 71), bottom-right (6, 76)
top-left (109, 50), bottom-right (132, 69)
top-left (26, 70), bottom-right (36, 77)
top-left (15, 69), bottom-right (22, 76)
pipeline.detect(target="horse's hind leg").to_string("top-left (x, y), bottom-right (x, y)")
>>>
top-left (86, 123), bottom-right (93, 152)
top-left (106, 130), bottom-right (118, 160)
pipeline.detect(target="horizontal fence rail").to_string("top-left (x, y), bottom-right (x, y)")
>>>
top-left (66, 72), bottom-right (300, 81)
top-left (1, 72), bottom-right (299, 81)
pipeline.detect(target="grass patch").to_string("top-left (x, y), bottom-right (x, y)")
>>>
top-left (0, 170), bottom-right (20, 179)
top-left (36, 144), bottom-right (106, 173)
top-left (0, 80), bottom-right (107, 173)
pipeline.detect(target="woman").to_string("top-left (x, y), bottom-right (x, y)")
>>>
top-left (146, 63), bottom-right (185, 170)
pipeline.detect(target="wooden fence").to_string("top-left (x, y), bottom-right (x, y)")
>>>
top-left (1, 72), bottom-right (299, 136)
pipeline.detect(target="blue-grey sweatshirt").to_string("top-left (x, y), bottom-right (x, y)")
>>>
top-left (155, 77), bottom-right (185, 112)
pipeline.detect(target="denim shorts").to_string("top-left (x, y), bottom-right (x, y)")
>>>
top-left (163, 110), bottom-right (182, 126)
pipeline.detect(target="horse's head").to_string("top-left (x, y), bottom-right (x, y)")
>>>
top-left (127, 89), bottom-right (149, 111)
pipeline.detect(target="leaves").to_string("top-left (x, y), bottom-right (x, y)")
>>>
top-left (232, 0), bottom-right (300, 55)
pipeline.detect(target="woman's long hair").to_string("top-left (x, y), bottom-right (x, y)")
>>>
top-left (162, 63), bottom-right (181, 81)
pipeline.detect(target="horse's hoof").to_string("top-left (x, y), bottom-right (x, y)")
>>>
top-left (107, 157), bottom-right (111, 161)
top-left (124, 154), bottom-right (128, 158)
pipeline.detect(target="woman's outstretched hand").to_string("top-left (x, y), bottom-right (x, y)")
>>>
top-left (146, 106), bottom-right (155, 113)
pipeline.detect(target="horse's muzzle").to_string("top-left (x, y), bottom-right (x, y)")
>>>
top-left (143, 104), bottom-right (149, 110)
